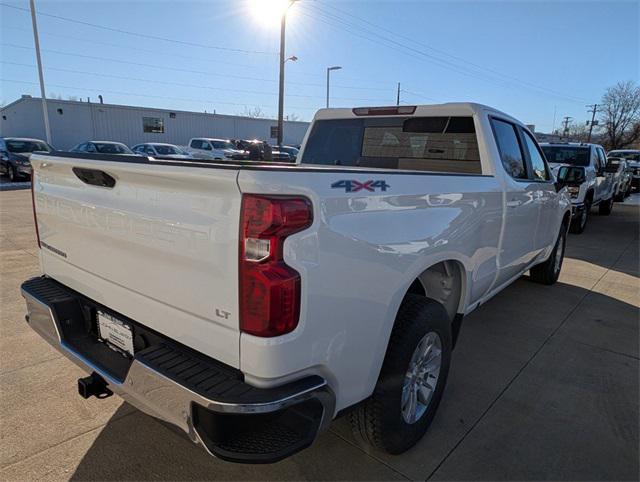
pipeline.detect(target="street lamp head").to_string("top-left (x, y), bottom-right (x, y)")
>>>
top-left (328, 66), bottom-right (342, 71)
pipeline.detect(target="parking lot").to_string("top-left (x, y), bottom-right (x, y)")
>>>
top-left (1, 186), bottom-right (638, 481)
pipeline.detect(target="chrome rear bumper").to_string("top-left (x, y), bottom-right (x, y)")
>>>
top-left (22, 276), bottom-right (335, 463)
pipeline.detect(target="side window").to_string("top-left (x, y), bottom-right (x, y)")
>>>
top-left (597, 148), bottom-right (607, 168)
top-left (491, 118), bottom-right (527, 179)
top-left (86, 143), bottom-right (96, 153)
top-left (201, 141), bottom-right (212, 151)
top-left (190, 139), bottom-right (202, 149)
top-left (522, 130), bottom-right (550, 181)
top-left (592, 147), bottom-right (602, 170)
top-left (145, 146), bottom-right (156, 155)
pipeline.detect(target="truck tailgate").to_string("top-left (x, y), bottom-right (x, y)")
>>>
top-left (31, 154), bottom-right (242, 367)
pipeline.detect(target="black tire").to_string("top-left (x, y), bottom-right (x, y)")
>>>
top-left (599, 197), bottom-right (614, 215)
top-left (530, 223), bottom-right (567, 285)
top-left (8, 166), bottom-right (16, 182)
top-left (569, 200), bottom-right (590, 234)
top-left (349, 295), bottom-right (452, 454)
top-left (614, 190), bottom-right (624, 202)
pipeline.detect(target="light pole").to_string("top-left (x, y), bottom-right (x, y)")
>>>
top-left (277, 0), bottom-right (297, 147)
top-left (326, 66), bottom-right (342, 108)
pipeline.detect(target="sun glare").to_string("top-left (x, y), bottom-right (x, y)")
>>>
top-left (248, 0), bottom-right (296, 28)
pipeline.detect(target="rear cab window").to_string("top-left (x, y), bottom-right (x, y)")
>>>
top-left (300, 116), bottom-right (483, 174)
top-left (541, 146), bottom-right (590, 167)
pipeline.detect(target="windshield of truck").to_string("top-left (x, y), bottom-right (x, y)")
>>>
top-left (541, 146), bottom-right (590, 166)
top-left (6, 140), bottom-right (50, 153)
top-left (608, 151), bottom-right (640, 162)
top-left (211, 141), bottom-right (236, 150)
top-left (154, 145), bottom-right (180, 155)
top-left (300, 116), bottom-right (482, 174)
top-left (94, 143), bottom-right (133, 154)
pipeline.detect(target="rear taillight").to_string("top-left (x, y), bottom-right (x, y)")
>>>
top-left (31, 170), bottom-right (41, 248)
top-left (239, 194), bottom-right (312, 337)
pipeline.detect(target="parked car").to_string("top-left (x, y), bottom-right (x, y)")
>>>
top-left (606, 157), bottom-right (633, 201)
top-left (607, 149), bottom-right (640, 190)
top-left (276, 145), bottom-right (299, 162)
top-left (0, 137), bottom-right (53, 182)
top-left (22, 103), bottom-right (571, 463)
top-left (184, 138), bottom-right (245, 160)
top-left (541, 142), bottom-right (617, 233)
top-left (70, 141), bottom-right (135, 155)
top-left (132, 143), bottom-right (193, 160)
top-left (234, 139), bottom-right (291, 161)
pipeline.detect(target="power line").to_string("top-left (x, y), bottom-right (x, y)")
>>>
top-left (0, 2), bottom-right (276, 55)
top-left (1, 43), bottom-right (390, 92)
top-left (0, 78), bottom-right (318, 112)
top-left (307, 2), bottom-right (587, 104)
top-left (322, 2), bottom-right (587, 103)
top-left (0, 60), bottom-right (395, 103)
top-left (3, 24), bottom-right (398, 89)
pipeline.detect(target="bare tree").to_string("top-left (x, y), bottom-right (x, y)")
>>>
top-left (599, 80), bottom-right (640, 150)
top-left (240, 106), bottom-right (266, 118)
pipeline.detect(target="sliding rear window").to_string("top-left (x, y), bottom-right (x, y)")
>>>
top-left (300, 116), bottom-right (482, 174)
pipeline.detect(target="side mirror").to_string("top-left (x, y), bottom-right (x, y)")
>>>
top-left (556, 165), bottom-right (586, 191)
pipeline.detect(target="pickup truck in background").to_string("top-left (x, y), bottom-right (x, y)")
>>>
top-left (22, 103), bottom-right (571, 463)
top-left (184, 137), bottom-right (245, 160)
top-left (541, 142), bottom-right (617, 233)
top-left (608, 149), bottom-right (640, 191)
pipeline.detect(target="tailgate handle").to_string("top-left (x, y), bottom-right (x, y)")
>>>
top-left (72, 167), bottom-right (116, 188)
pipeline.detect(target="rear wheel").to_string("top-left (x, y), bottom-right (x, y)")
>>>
top-left (350, 295), bottom-right (452, 454)
top-left (530, 224), bottom-right (567, 285)
top-left (599, 197), bottom-right (614, 215)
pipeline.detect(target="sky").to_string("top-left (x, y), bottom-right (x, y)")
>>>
top-left (0, 0), bottom-right (638, 132)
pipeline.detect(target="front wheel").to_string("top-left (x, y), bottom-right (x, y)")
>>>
top-left (570, 201), bottom-right (590, 234)
top-left (350, 295), bottom-right (452, 454)
top-left (530, 223), bottom-right (567, 285)
top-left (599, 197), bottom-right (614, 215)
top-left (8, 166), bottom-right (16, 182)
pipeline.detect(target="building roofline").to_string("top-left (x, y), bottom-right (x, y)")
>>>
top-left (0, 96), bottom-right (311, 125)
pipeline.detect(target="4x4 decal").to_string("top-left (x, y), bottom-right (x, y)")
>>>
top-left (331, 180), bottom-right (390, 192)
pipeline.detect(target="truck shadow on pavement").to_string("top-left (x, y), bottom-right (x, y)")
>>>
top-left (69, 280), bottom-right (639, 481)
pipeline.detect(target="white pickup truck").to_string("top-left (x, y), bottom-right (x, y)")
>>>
top-left (22, 103), bottom-right (571, 463)
top-left (183, 137), bottom-right (245, 160)
top-left (541, 142), bottom-right (618, 233)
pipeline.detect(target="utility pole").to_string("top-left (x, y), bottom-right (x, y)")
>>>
top-left (396, 83), bottom-right (401, 106)
top-left (29, 0), bottom-right (51, 144)
top-left (586, 104), bottom-right (598, 142)
top-left (562, 116), bottom-right (573, 138)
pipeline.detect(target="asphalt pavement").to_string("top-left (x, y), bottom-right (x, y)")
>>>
top-left (1, 188), bottom-right (638, 481)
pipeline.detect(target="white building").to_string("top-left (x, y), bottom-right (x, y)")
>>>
top-left (0, 96), bottom-right (310, 150)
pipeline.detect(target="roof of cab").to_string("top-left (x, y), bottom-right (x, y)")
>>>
top-left (313, 102), bottom-right (517, 121)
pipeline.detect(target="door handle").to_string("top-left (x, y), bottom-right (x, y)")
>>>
top-left (72, 167), bottom-right (116, 188)
top-left (506, 199), bottom-right (522, 208)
